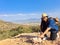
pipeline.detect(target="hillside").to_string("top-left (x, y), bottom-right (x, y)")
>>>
top-left (0, 20), bottom-right (20, 30)
top-left (0, 20), bottom-right (60, 45)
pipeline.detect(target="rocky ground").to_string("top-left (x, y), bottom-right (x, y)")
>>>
top-left (0, 32), bottom-right (60, 45)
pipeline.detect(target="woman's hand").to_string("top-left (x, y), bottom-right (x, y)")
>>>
top-left (38, 32), bottom-right (44, 38)
top-left (40, 35), bottom-right (44, 38)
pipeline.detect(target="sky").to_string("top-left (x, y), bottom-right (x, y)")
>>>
top-left (0, 0), bottom-right (60, 23)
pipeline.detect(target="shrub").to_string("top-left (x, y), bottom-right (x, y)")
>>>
top-left (17, 26), bottom-right (32, 33)
top-left (9, 30), bottom-right (19, 37)
top-left (29, 25), bottom-right (40, 32)
top-left (0, 25), bottom-right (41, 40)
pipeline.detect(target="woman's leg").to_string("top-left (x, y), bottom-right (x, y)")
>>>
top-left (50, 31), bottom-right (57, 41)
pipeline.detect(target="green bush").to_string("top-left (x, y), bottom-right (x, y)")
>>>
top-left (9, 30), bottom-right (19, 37)
top-left (17, 26), bottom-right (32, 33)
top-left (0, 25), bottom-right (41, 40)
top-left (0, 30), bottom-right (10, 40)
top-left (30, 25), bottom-right (40, 32)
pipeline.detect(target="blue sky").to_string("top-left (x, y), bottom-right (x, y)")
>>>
top-left (0, 0), bottom-right (60, 23)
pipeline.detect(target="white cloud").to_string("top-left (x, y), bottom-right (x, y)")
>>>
top-left (0, 11), bottom-right (60, 22)
top-left (0, 13), bottom-right (41, 17)
top-left (0, 12), bottom-right (59, 18)
top-left (0, 13), bottom-right (41, 21)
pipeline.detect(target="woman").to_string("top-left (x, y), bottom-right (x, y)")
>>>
top-left (40, 13), bottom-right (59, 41)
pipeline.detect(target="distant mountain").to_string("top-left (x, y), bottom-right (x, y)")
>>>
top-left (0, 18), bottom-right (41, 30)
top-left (14, 18), bottom-right (40, 24)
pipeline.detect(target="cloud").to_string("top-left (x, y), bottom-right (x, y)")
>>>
top-left (0, 13), bottom-right (41, 18)
top-left (0, 13), bottom-right (41, 22)
top-left (0, 11), bottom-right (60, 18)
top-left (0, 11), bottom-right (60, 23)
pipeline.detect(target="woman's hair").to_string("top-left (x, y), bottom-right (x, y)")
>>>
top-left (49, 17), bottom-right (59, 22)
top-left (54, 17), bottom-right (59, 22)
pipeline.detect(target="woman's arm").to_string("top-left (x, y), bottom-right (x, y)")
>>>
top-left (40, 27), bottom-right (51, 38)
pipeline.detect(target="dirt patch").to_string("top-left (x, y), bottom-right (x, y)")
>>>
top-left (0, 33), bottom-right (60, 45)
